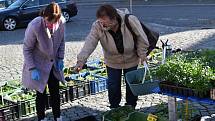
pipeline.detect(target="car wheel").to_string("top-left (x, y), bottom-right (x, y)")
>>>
top-left (3, 17), bottom-right (17, 31)
top-left (62, 11), bottom-right (70, 22)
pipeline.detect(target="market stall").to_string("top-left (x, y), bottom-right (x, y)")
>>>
top-left (0, 40), bottom-right (214, 121)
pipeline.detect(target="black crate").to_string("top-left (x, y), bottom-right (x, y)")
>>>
top-left (60, 89), bottom-right (69, 104)
top-left (69, 85), bottom-right (84, 100)
top-left (84, 82), bottom-right (90, 96)
top-left (1, 90), bottom-right (36, 118)
top-left (46, 88), bottom-right (69, 109)
top-left (159, 81), bottom-right (210, 98)
top-left (0, 99), bottom-right (19, 121)
top-left (68, 82), bottom-right (90, 101)
top-left (69, 86), bottom-right (78, 101)
top-left (17, 98), bottom-right (36, 118)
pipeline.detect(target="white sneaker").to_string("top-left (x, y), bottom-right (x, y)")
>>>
top-left (57, 116), bottom-right (63, 121)
top-left (41, 118), bottom-right (48, 121)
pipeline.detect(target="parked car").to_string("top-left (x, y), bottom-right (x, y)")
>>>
top-left (0, 0), bottom-right (78, 31)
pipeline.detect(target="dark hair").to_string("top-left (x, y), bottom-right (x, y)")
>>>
top-left (96, 4), bottom-right (119, 20)
top-left (40, 2), bottom-right (61, 22)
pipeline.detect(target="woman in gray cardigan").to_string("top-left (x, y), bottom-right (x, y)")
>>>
top-left (22, 3), bottom-right (65, 121)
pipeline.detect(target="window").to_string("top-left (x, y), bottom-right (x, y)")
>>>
top-left (23, 0), bottom-right (39, 8)
top-left (56, 0), bottom-right (66, 3)
top-left (0, 1), bottom-right (5, 8)
top-left (8, 0), bottom-right (25, 9)
top-left (39, 0), bottom-right (66, 6)
top-left (39, 0), bottom-right (53, 5)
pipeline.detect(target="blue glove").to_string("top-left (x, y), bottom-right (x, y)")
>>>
top-left (31, 69), bottom-right (40, 81)
top-left (56, 59), bottom-right (64, 71)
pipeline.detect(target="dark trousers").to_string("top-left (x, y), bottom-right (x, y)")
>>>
top-left (36, 68), bottom-right (60, 121)
top-left (106, 66), bottom-right (138, 108)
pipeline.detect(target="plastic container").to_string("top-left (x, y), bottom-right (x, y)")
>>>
top-left (126, 67), bottom-right (160, 96)
top-left (0, 98), bottom-right (19, 121)
top-left (90, 78), bottom-right (107, 94)
top-left (17, 98), bottom-right (36, 117)
top-left (46, 88), bottom-right (69, 109)
top-left (3, 90), bottom-right (36, 118)
top-left (68, 82), bottom-right (90, 101)
top-left (160, 81), bottom-right (211, 98)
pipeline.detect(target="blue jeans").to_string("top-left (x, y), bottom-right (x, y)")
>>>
top-left (106, 66), bottom-right (138, 108)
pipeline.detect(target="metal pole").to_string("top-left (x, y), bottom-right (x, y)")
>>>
top-left (162, 45), bottom-right (167, 64)
top-left (130, 0), bottom-right (132, 13)
top-left (168, 97), bottom-right (177, 121)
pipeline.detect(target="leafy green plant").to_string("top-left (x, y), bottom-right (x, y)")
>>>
top-left (152, 102), bottom-right (169, 121)
top-left (85, 75), bottom-right (95, 81)
top-left (103, 106), bottom-right (134, 121)
top-left (155, 50), bottom-right (215, 93)
top-left (92, 69), bottom-right (107, 77)
top-left (64, 67), bottom-right (77, 75)
top-left (0, 104), bottom-right (4, 108)
top-left (0, 84), bottom-right (17, 95)
top-left (59, 82), bottom-right (67, 89)
top-left (125, 112), bottom-right (148, 121)
top-left (9, 91), bottom-right (35, 101)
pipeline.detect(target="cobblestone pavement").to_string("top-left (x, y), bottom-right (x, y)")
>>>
top-left (0, 29), bottom-right (215, 120)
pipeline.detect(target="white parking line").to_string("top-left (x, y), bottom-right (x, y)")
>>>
top-left (178, 18), bottom-right (189, 21)
top-left (197, 18), bottom-right (210, 21)
top-left (161, 18), bottom-right (172, 21)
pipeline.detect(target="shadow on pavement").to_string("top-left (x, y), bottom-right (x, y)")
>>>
top-left (21, 104), bottom-right (106, 121)
top-left (186, 31), bottom-right (215, 50)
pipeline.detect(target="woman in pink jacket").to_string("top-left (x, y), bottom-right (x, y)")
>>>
top-left (22, 3), bottom-right (65, 121)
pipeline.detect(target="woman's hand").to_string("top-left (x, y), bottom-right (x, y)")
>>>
top-left (74, 61), bottom-right (84, 72)
top-left (140, 56), bottom-right (148, 65)
top-left (31, 69), bottom-right (40, 81)
top-left (56, 59), bottom-right (64, 71)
